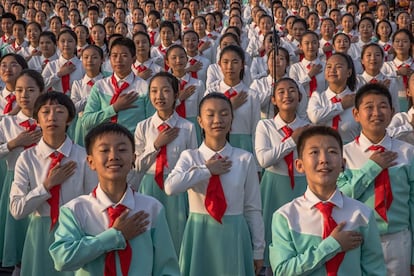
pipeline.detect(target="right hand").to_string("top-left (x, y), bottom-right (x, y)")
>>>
top-left (112, 92), bottom-right (139, 112)
top-left (206, 156), bottom-right (232, 175)
top-left (113, 210), bottom-right (150, 240)
top-left (43, 161), bottom-right (77, 191)
top-left (137, 68), bottom-right (153, 80)
top-left (340, 94), bottom-right (356, 109)
top-left (369, 150), bottom-right (398, 169)
top-left (153, 127), bottom-right (179, 149)
top-left (230, 91), bottom-right (248, 110)
top-left (178, 85), bottom-right (196, 101)
top-left (8, 129), bottom-right (42, 150)
top-left (330, 222), bottom-right (363, 252)
top-left (308, 64), bottom-right (323, 78)
top-left (291, 125), bottom-right (310, 143)
top-left (57, 62), bottom-right (76, 77)
top-left (187, 60), bottom-right (203, 73)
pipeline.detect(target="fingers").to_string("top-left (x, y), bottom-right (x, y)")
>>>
top-left (335, 221), bottom-right (346, 232)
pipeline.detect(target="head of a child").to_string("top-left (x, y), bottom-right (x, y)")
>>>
top-left (109, 37), bottom-right (136, 78)
top-left (353, 83), bottom-right (393, 142)
top-left (85, 122), bottom-right (135, 185)
top-left (148, 72), bottom-right (179, 118)
top-left (296, 126), bottom-right (344, 196)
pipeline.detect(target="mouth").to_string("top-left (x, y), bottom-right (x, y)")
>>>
top-left (317, 168), bottom-right (332, 174)
top-left (106, 164), bottom-right (123, 169)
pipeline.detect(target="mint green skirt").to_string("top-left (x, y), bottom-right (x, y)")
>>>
top-left (187, 116), bottom-right (202, 146)
top-left (179, 213), bottom-right (255, 276)
top-left (139, 174), bottom-right (188, 256)
top-left (229, 133), bottom-right (253, 153)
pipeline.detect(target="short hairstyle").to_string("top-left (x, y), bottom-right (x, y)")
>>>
top-left (12, 20), bottom-right (26, 30)
top-left (110, 37), bottom-right (136, 57)
top-left (87, 5), bottom-right (99, 13)
top-left (16, 69), bottom-right (45, 92)
top-left (84, 122), bottom-right (135, 155)
top-left (297, 126), bottom-right (343, 158)
top-left (33, 91), bottom-right (76, 123)
top-left (148, 10), bottom-right (161, 19)
top-left (39, 31), bottom-right (57, 44)
top-left (354, 83), bottom-right (392, 109)
top-left (159, 20), bottom-right (174, 33)
top-left (1, 12), bottom-right (16, 22)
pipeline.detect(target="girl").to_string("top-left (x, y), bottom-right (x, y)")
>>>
top-left (153, 21), bottom-right (175, 70)
top-left (20, 22), bottom-right (42, 62)
top-left (182, 30), bottom-right (210, 84)
top-left (90, 24), bottom-right (108, 55)
top-left (70, 45), bottom-right (104, 146)
top-left (9, 92), bottom-right (97, 276)
top-left (193, 16), bottom-right (214, 62)
top-left (289, 31), bottom-right (326, 97)
top-left (375, 20), bottom-right (393, 62)
top-left (205, 12), bottom-right (220, 41)
top-left (382, 29), bottom-right (414, 112)
top-left (179, 7), bottom-right (192, 33)
top-left (0, 70), bottom-right (43, 274)
top-left (376, 3), bottom-right (396, 31)
top-left (246, 14), bottom-right (273, 59)
top-left (0, 54), bottom-right (28, 115)
top-left (307, 53), bottom-right (360, 143)
top-left (307, 12), bottom-right (320, 35)
top-left (397, 11), bottom-right (411, 32)
top-left (282, 18), bottom-right (307, 65)
top-left (206, 45), bottom-right (260, 156)
top-left (132, 31), bottom-right (162, 81)
top-left (103, 17), bottom-right (115, 41)
top-left (49, 16), bottom-right (63, 38)
top-left (254, 77), bottom-right (309, 270)
top-left (74, 24), bottom-right (89, 58)
top-left (319, 18), bottom-right (335, 61)
top-left (172, 21), bottom-right (182, 45)
top-left (356, 43), bottom-right (399, 111)
top-left (28, 31), bottom-right (58, 73)
top-left (164, 92), bottom-right (265, 275)
top-left (42, 29), bottom-right (85, 94)
top-left (387, 73), bottom-right (414, 144)
top-left (354, 17), bottom-right (375, 60)
top-left (134, 72), bottom-right (197, 255)
top-left (68, 8), bottom-right (81, 29)
top-left (251, 47), bottom-right (308, 120)
top-left (114, 22), bottom-right (129, 38)
top-left (166, 45), bottom-right (204, 144)
top-left (340, 13), bottom-right (358, 42)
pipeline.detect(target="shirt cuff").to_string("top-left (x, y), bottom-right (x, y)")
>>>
top-left (96, 228), bottom-right (126, 251)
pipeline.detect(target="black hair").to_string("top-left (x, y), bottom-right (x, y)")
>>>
top-left (375, 20), bottom-right (392, 40)
top-left (57, 29), bottom-right (77, 43)
top-left (87, 5), bottom-right (99, 13)
top-left (84, 122), bottom-right (135, 154)
top-left (220, 31), bottom-right (240, 46)
top-left (272, 77), bottom-right (301, 116)
top-left (16, 69), bottom-right (45, 92)
top-left (12, 19), bottom-right (26, 30)
top-left (159, 20), bottom-right (175, 33)
top-left (1, 12), bottom-right (16, 22)
top-left (354, 83), bottom-right (392, 109)
top-left (39, 31), bottom-right (57, 44)
top-left (0, 53), bottom-right (28, 69)
top-left (82, 44), bottom-right (104, 59)
top-left (148, 10), bottom-right (161, 20)
top-left (361, 42), bottom-right (384, 59)
top-left (297, 126), bottom-right (343, 158)
top-left (327, 52), bottom-right (356, 91)
top-left (33, 91), bottom-right (76, 123)
top-left (391, 28), bottom-right (414, 46)
top-left (292, 18), bottom-right (308, 30)
top-left (133, 31), bottom-right (151, 57)
top-left (219, 45), bottom-right (245, 80)
top-left (332, 32), bottom-right (350, 46)
top-left (110, 37), bottom-right (136, 57)
top-left (357, 16), bottom-right (375, 30)
top-left (149, 71), bottom-right (179, 96)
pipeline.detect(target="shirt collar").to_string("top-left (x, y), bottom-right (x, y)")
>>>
top-left (362, 71), bottom-right (384, 81)
top-left (114, 71), bottom-right (135, 85)
top-left (273, 114), bottom-right (300, 130)
top-left (325, 86), bottom-right (352, 99)
top-left (151, 111), bottom-right (179, 129)
top-left (83, 73), bottom-right (103, 85)
top-left (37, 136), bottom-right (73, 160)
top-left (94, 184), bottom-right (135, 212)
top-left (219, 81), bottom-right (245, 92)
top-left (394, 57), bottom-right (413, 67)
top-left (199, 141), bottom-right (232, 161)
top-left (16, 111), bottom-right (32, 123)
top-left (356, 132), bottom-right (392, 152)
top-left (58, 55), bottom-right (77, 66)
top-left (1, 87), bottom-right (13, 97)
top-left (301, 58), bottom-right (321, 68)
top-left (303, 187), bottom-right (344, 210)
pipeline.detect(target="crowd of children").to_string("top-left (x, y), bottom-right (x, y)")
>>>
top-left (0, 0), bottom-right (413, 275)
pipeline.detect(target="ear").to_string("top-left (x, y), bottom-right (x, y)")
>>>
top-left (342, 158), bottom-right (346, 171)
top-left (197, 115), bottom-right (203, 129)
top-left (352, 107), bottom-right (359, 122)
top-left (86, 155), bottom-right (96, 171)
top-left (295, 158), bottom-right (305, 174)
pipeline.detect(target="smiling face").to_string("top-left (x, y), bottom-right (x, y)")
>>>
top-left (87, 132), bottom-right (135, 185)
top-left (361, 45), bottom-right (383, 75)
top-left (325, 54), bottom-right (351, 87)
top-left (149, 75), bottom-right (177, 114)
top-left (271, 79), bottom-right (300, 113)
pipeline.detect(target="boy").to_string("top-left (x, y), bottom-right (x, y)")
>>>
top-left (81, 37), bottom-right (151, 134)
top-left (337, 83), bottom-right (414, 275)
top-left (269, 126), bottom-right (386, 275)
top-left (50, 123), bottom-right (180, 276)
top-left (0, 13), bottom-right (16, 48)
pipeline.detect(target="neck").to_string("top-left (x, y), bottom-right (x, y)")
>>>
top-left (158, 110), bottom-right (173, 120)
top-left (21, 108), bottom-right (33, 117)
top-left (15, 38), bottom-right (23, 44)
top-left (87, 71), bottom-right (100, 78)
top-left (361, 36), bottom-right (371, 43)
top-left (31, 41), bottom-right (38, 47)
top-left (329, 83), bottom-right (347, 94)
top-left (100, 181), bottom-right (127, 203)
top-left (173, 68), bottom-right (186, 78)
top-left (115, 70), bottom-right (131, 79)
top-left (43, 133), bottom-right (66, 149)
top-left (136, 54), bottom-right (148, 62)
top-left (224, 78), bottom-right (241, 87)
top-left (186, 50), bottom-right (197, 57)
top-left (366, 69), bottom-right (380, 76)
top-left (204, 137), bottom-right (226, 152)
top-left (279, 111), bottom-right (296, 123)
top-left (309, 185), bottom-right (336, 201)
top-left (305, 55), bottom-right (317, 61)
top-left (62, 54), bottom-right (74, 60)
top-left (362, 130), bottom-right (386, 144)
top-left (397, 54), bottom-right (409, 61)
top-left (5, 83), bottom-right (14, 91)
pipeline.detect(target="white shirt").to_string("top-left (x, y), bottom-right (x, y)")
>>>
top-left (134, 111), bottom-right (198, 175)
top-left (185, 54), bottom-right (210, 84)
top-left (70, 73), bottom-right (104, 113)
top-left (382, 57), bottom-right (414, 98)
top-left (174, 73), bottom-right (204, 118)
top-left (250, 56), bottom-right (268, 80)
top-left (164, 142), bottom-right (265, 259)
top-left (289, 58), bottom-right (327, 97)
top-left (255, 114), bottom-right (309, 174)
top-left (10, 136), bottom-right (98, 219)
top-left (42, 56), bottom-right (85, 93)
top-left (2, 40), bottom-right (29, 56)
top-left (131, 58), bottom-right (162, 82)
top-left (307, 86), bottom-right (360, 143)
top-left (387, 107), bottom-right (414, 145)
top-left (206, 64), bottom-right (252, 89)
top-left (27, 53), bottom-right (59, 73)
top-left (0, 87), bottom-right (16, 114)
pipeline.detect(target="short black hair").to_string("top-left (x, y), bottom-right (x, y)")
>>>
top-left (0, 53), bottom-right (28, 69)
top-left (110, 37), bottom-right (136, 57)
top-left (297, 126), bottom-right (343, 158)
top-left (354, 83), bottom-right (392, 109)
top-left (33, 91), bottom-right (76, 123)
top-left (84, 122), bottom-right (135, 154)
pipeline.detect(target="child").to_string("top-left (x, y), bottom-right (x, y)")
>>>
top-left (82, 37), bottom-right (150, 134)
top-left (269, 126), bottom-right (386, 275)
top-left (387, 73), bottom-right (414, 144)
top-left (332, 33), bottom-right (362, 74)
top-left (354, 17), bottom-right (375, 62)
top-left (131, 31), bottom-right (162, 82)
top-left (206, 45), bottom-right (260, 156)
top-left (166, 45), bottom-right (204, 144)
top-left (375, 20), bottom-right (393, 62)
top-left (9, 92), bottom-right (97, 276)
top-left (71, 45), bottom-right (104, 146)
top-left (182, 30), bottom-right (211, 84)
top-left (27, 31), bottom-right (58, 73)
top-left (90, 24), bottom-right (107, 55)
top-left (134, 71), bottom-right (197, 254)
top-left (49, 122), bottom-right (181, 275)
top-left (0, 53), bottom-right (28, 115)
top-left (165, 92), bottom-right (265, 275)
top-left (319, 18), bottom-right (335, 62)
top-left (254, 77), bottom-right (309, 269)
top-left (289, 30), bottom-right (326, 97)
top-left (193, 16), bottom-right (214, 62)
top-left (147, 10), bottom-right (161, 47)
top-left (0, 70), bottom-right (43, 274)
top-left (307, 53), bottom-right (360, 143)
top-left (152, 21), bottom-right (175, 70)
top-left (21, 22), bottom-right (42, 63)
top-left (42, 29), bottom-right (85, 94)
top-left (2, 20), bottom-right (28, 57)
top-left (249, 32), bottom-right (273, 80)
top-left (337, 83), bottom-right (414, 275)
top-left (74, 24), bottom-right (89, 57)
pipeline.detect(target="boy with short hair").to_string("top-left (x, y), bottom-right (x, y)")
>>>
top-left (269, 126), bottom-right (386, 275)
top-left (337, 83), bottom-right (414, 275)
top-left (50, 122), bottom-right (180, 276)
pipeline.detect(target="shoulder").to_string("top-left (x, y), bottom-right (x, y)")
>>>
top-left (276, 196), bottom-right (306, 219)
top-left (342, 194), bottom-right (372, 219)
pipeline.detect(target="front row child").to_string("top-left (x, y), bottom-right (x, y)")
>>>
top-left (9, 92), bottom-right (98, 276)
top-left (50, 123), bottom-right (181, 276)
top-left (269, 126), bottom-right (386, 275)
top-left (338, 83), bottom-right (414, 275)
top-left (165, 93), bottom-right (265, 275)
